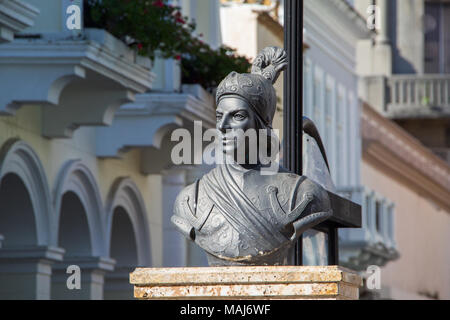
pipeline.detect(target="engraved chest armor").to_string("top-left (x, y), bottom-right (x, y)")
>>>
top-left (171, 166), bottom-right (331, 266)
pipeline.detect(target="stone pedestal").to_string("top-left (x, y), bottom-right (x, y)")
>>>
top-left (130, 266), bottom-right (362, 300)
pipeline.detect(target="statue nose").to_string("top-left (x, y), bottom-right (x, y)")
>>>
top-left (217, 117), bottom-right (231, 133)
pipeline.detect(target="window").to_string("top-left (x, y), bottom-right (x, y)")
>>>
top-left (336, 86), bottom-right (346, 186)
top-left (302, 229), bottom-right (329, 266)
top-left (325, 87), bottom-right (332, 158)
top-left (424, 1), bottom-right (450, 73)
top-left (375, 200), bottom-right (381, 233)
top-left (303, 58), bottom-right (313, 118)
top-left (325, 76), bottom-right (336, 183)
top-left (363, 190), bottom-right (395, 247)
top-left (313, 67), bottom-right (324, 134)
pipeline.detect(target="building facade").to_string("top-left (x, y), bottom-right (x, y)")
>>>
top-left (0, 0), bottom-right (220, 299)
top-left (220, 0), bottom-right (450, 300)
top-left (355, 0), bottom-right (450, 163)
top-left (353, 0), bottom-right (450, 299)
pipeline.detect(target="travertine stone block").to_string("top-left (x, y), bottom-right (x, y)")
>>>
top-left (130, 266), bottom-right (362, 300)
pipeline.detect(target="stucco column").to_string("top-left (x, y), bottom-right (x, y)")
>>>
top-left (184, 165), bottom-right (213, 267)
top-left (162, 167), bottom-right (189, 267)
top-left (0, 246), bottom-right (64, 300)
top-left (103, 266), bottom-right (134, 300)
top-left (51, 256), bottom-right (115, 300)
top-left (368, 194), bottom-right (378, 244)
top-left (373, 0), bottom-right (392, 75)
top-left (375, 0), bottom-right (390, 45)
top-left (162, 164), bottom-right (213, 267)
top-left (208, 0), bottom-right (222, 49)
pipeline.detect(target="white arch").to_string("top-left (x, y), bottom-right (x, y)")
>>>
top-left (0, 139), bottom-right (53, 246)
top-left (53, 159), bottom-right (106, 256)
top-left (105, 177), bottom-right (152, 266)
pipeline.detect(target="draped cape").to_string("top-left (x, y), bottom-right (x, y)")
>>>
top-left (199, 163), bottom-right (288, 252)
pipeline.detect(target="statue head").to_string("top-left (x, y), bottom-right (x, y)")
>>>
top-left (215, 47), bottom-right (288, 161)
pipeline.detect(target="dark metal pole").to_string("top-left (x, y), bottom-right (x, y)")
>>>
top-left (328, 227), bottom-right (339, 265)
top-left (283, 0), bottom-right (303, 265)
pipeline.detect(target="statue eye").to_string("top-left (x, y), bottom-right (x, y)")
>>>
top-left (216, 113), bottom-right (223, 121)
top-left (233, 112), bottom-right (247, 121)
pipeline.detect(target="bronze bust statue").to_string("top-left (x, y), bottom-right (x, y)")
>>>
top-left (171, 47), bottom-right (332, 266)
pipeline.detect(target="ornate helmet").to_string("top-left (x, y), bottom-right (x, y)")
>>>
top-left (215, 46), bottom-right (288, 129)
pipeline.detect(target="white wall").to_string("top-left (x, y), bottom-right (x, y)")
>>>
top-left (304, 0), bottom-right (362, 189)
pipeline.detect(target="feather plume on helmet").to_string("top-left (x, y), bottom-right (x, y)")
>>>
top-left (215, 47), bottom-right (288, 129)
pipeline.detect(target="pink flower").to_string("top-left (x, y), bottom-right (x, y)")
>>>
top-left (153, 0), bottom-right (164, 8)
top-left (176, 17), bottom-right (186, 24)
top-left (137, 43), bottom-right (143, 50)
top-left (175, 55), bottom-right (181, 60)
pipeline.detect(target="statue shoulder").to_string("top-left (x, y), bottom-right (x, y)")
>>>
top-left (257, 171), bottom-right (330, 212)
top-left (173, 178), bottom-right (215, 234)
top-left (171, 182), bottom-right (198, 240)
top-left (174, 182), bottom-right (197, 212)
top-left (293, 176), bottom-right (331, 213)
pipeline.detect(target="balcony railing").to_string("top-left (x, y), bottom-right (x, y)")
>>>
top-left (361, 74), bottom-right (450, 118)
top-left (389, 74), bottom-right (450, 111)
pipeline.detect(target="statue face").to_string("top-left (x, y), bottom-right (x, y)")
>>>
top-left (216, 96), bottom-right (257, 156)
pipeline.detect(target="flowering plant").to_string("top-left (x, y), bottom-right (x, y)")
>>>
top-left (85, 0), bottom-right (251, 89)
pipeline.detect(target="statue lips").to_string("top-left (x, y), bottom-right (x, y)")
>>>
top-left (221, 136), bottom-right (235, 144)
top-left (220, 135), bottom-right (238, 153)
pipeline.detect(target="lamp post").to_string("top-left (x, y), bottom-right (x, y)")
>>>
top-left (283, 0), bottom-right (304, 265)
top-left (283, 0), bottom-right (362, 266)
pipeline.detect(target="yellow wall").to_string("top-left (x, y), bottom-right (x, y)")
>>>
top-left (0, 105), bottom-right (164, 266)
top-left (362, 157), bottom-right (450, 299)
